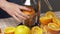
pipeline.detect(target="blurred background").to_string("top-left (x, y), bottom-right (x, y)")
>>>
top-left (41, 0), bottom-right (60, 13)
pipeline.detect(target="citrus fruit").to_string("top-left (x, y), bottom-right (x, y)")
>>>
top-left (22, 6), bottom-right (35, 18)
top-left (15, 25), bottom-right (30, 34)
top-left (47, 23), bottom-right (60, 32)
top-left (53, 18), bottom-right (60, 26)
top-left (40, 16), bottom-right (51, 25)
top-left (31, 26), bottom-right (43, 34)
top-left (4, 27), bottom-right (16, 34)
top-left (45, 11), bottom-right (56, 18)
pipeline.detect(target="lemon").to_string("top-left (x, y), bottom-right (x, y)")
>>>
top-left (15, 25), bottom-right (30, 34)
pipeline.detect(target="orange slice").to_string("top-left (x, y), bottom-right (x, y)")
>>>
top-left (40, 16), bottom-right (51, 25)
top-left (31, 26), bottom-right (43, 34)
top-left (4, 27), bottom-right (16, 34)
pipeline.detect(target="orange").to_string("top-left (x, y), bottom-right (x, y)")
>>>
top-left (22, 6), bottom-right (35, 18)
top-left (31, 26), bottom-right (43, 34)
top-left (45, 11), bottom-right (56, 18)
top-left (40, 16), bottom-right (51, 25)
top-left (15, 25), bottom-right (31, 34)
top-left (46, 23), bottom-right (60, 32)
top-left (52, 18), bottom-right (60, 26)
top-left (4, 27), bottom-right (16, 34)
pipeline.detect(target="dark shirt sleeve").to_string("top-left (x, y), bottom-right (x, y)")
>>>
top-left (7, 0), bottom-right (26, 5)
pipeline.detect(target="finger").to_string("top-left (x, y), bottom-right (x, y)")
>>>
top-left (12, 15), bottom-right (22, 22)
top-left (15, 8), bottom-right (30, 19)
top-left (14, 11), bottom-right (27, 20)
top-left (18, 5), bottom-right (31, 11)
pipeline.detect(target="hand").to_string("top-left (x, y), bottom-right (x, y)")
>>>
top-left (0, 1), bottom-right (30, 22)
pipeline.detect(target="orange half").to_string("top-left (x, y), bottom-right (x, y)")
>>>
top-left (53, 18), bottom-right (60, 26)
top-left (31, 26), bottom-right (43, 34)
top-left (4, 27), bottom-right (16, 34)
top-left (45, 11), bottom-right (56, 18)
top-left (47, 23), bottom-right (60, 32)
top-left (40, 16), bottom-right (52, 25)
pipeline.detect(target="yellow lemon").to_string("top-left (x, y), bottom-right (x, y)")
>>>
top-left (15, 25), bottom-right (30, 34)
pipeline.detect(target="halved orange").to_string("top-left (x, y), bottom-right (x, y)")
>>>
top-left (47, 23), bottom-right (60, 32)
top-left (52, 18), bottom-right (60, 26)
top-left (31, 26), bottom-right (43, 34)
top-left (40, 16), bottom-right (52, 25)
top-left (4, 27), bottom-right (16, 34)
top-left (45, 11), bottom-right (56, 19)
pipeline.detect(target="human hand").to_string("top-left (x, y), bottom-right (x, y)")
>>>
top-left (0, 1), bottom-right (30, 22)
